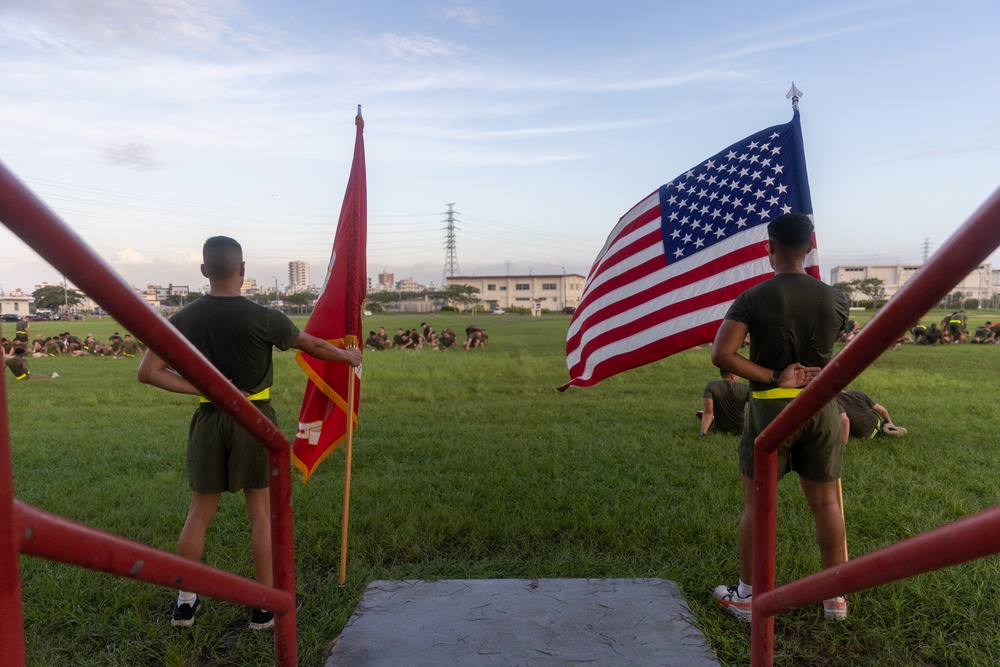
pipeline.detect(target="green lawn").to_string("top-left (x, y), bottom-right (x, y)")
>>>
top-left (6, 311), bottom-right (1000, 666)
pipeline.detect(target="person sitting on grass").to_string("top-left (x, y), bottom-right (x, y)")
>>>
top-left (117, 334), bottom-right (143, 358)
top-left (916, 323), bottom-right (943, 345)
top-left (697, 369), bottom-right (750, 437)
top-left (970, 322), bottom-right (995, 344)
top-left (5, 348), bottom-right (57, 380)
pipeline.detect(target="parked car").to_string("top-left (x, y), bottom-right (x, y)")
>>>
top-left (491, 306), bottom-right (505, 314)
top-left (562, 306), bottom-right (576, 315)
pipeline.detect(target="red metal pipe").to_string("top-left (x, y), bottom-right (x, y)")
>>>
top-left (750, 449), bottom-right (777, 665)
top-left (0, 380), bottom-right (27, 667)
top-left (758, 503), bottom-right (1000, 616)
top-left (269, 449), bottom-right (298, 666)
top-left (15, 502), bottom-right (294, 612)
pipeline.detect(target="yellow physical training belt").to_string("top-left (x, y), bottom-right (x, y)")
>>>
top-left (752, 387), bottom-right (803, 399)
top-left (199, 387), bottom-right (270, 403)
top-left (14, 373), bottom-right (27, 380)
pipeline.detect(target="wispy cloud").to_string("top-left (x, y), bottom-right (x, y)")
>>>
top-left (429, 0), bottom-right (501, 27)
top-left (369, 33), bottom-right (466, 58)
top-left (115, 247), bottom-right (152, 265)
top-left (1, 0), bottom-right (285, 57)
top-left (101, 141), bottom-right (164, 170)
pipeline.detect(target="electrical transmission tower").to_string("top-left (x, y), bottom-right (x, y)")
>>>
top-left (921, 238), bottom-right (932, 263)
top-left (443, 203), bottom-right (460, 282)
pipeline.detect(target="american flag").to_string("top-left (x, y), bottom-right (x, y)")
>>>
top-left (562, 111), bottom-right (818, 390)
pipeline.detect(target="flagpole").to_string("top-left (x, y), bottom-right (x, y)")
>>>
top-left (339, 338), bottom-right (358, 586)
top-left (787, 80), bottom-right (847, 561)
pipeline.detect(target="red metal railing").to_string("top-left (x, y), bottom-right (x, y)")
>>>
top-left (0, 160), bottom-right (300, 666)
top-left (749, 185), bottom-right (1000, 665)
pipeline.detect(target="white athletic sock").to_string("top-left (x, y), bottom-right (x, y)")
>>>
top-left (177, 591), bottom-right (197, 606)
top-left (738, 581), bottom-right (752, 598)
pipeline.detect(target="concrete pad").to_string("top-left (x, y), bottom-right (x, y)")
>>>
top-left (326, 578), bottom-right (720, 666)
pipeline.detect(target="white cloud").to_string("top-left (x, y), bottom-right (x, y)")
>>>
top-left (371, 33), bottom-right (465, 58)
top-left (115, 248), bottom-right (153, 265)
top-left (430, 1), bottom-right (500, 27)
top-left (101, 141), bottom-right (164, 170)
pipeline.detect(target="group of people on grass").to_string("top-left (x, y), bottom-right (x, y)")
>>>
top-left (3, 321), bottom-right (144, 381)
top-left (365, 323), bottom-right (488, 351)
top-left (840, 309), bottom-right (1000, 346)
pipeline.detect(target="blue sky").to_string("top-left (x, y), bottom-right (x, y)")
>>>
top-left (1, 0), bottom-right (999, 295)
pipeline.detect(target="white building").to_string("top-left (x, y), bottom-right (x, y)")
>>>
top-left (829, 262), bottom-right (999, 306)
top-left (446, 274), bottom-right (586, 311)
top-left (288, 261), bottom-right (309, 293)
top-left (0, 291), bottom-right (33, 319)
top-left (397, 276), bottom-right (423, 293)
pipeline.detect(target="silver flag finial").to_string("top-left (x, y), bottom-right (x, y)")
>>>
top-left (786, 82), bottom-right (803, 111)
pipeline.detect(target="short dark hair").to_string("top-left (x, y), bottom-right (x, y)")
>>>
top-left (719, 369), bottom-right (734, 379)
top-left (202, 236), bottom-right (243, 280)
top-left (767, 213), bottom-right (814, 249)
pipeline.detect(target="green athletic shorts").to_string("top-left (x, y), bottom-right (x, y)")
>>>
top-left (186, 403), bottom-right (277, 494)
top-left (738, 398), bottom-right (843, 482)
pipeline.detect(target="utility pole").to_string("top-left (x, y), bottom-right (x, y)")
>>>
top-left (443, 203), bottom-right (460, 284)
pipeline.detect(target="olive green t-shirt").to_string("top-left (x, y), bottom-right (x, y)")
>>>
top-left (835, 390), bottom-right (879, 438)
top-left (725, 273), bottom-right (849, 392)
top-left (703, 380), bottom-right (751, 434)
top-left (169, 296), bottom-right (300, 395)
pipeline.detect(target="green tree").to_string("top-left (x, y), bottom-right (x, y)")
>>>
top-left (366, 291), bottom-right (399, 311)
top-left (33, 285), bottom-right (84, 311)
top-left (284, 292), bottom-right (313, 314)
top-left (442, 284), bottom-right (481, 312)
top-left (850, 278), bottom-right (887, 308)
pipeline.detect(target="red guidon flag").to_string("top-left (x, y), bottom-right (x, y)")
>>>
top-left (293, 110), bottom-right (367, 483)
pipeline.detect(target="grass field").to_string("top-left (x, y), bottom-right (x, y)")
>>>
top-left (5, 310), bottom-right (1000, 666)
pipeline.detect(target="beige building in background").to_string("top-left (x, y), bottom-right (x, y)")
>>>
top-left (829, 262), bottom-right (999, 305)
top-left (446, 273), bottom-right (586, 311)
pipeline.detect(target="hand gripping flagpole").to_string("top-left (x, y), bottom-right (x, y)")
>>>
top-left (339, 335), bottom-right (359, 586)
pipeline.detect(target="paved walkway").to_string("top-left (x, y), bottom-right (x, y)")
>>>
top-left (326, 578), bottom-right (720, 666)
